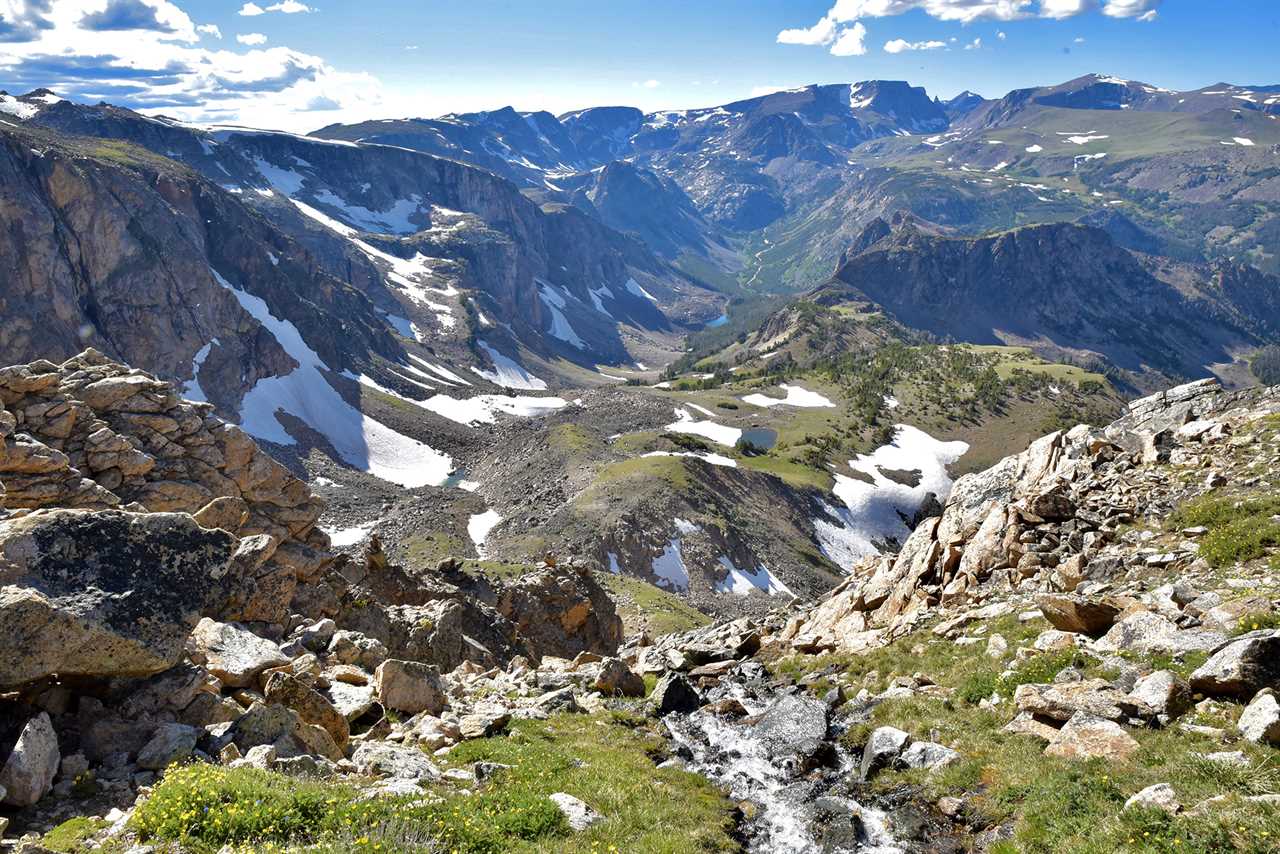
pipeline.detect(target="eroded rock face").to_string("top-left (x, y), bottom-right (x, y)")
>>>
top-left (0, 351), bottom-right (331, 625)
top-left (497, 565), bottom-right (624, 661)
top-left (0, 510), bottom-right (237, 687)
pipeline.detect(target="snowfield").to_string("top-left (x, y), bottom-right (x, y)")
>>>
top-left (813, 425), bottom-right (969, 571)
top-left (212, 268), bottom-right (453, 488)
top-left (472, 341), bottom-right (548, 390)
top-left (665, 408), bottom-right (743, 447)
top-left (716, 556), bottom-right (793, 597)
top-left (741, 384), bottom-right (836, 409)
top-left (468, 509), bottom-right (502, 557)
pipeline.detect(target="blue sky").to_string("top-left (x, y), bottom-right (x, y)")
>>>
top-left (1, 1), bottom-right (1277, 130)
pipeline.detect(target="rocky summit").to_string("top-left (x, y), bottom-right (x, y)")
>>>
top-left (0, 12), bottom-right (1278, 852)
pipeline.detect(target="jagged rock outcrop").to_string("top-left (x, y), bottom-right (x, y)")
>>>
top-left (0, 350), bottom-right (331, 624)
top-left (783, 378), bottom-right (1277, 652)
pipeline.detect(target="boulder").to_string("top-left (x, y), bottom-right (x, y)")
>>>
top-left (189, 619), bottom-right (290, 688)
top-left (860, 726), bottom-right (910, 781)
top-left (650, 672), bottom-right (701, 716)
top-left (1238, 689), bottom-right (1280, 745)
top-left (0, 712), bottom-right (59, 807)
top-left (1094, 611), bottom-right (1226, 657)
top-left (264, 672), bottom-right (350, 747)
top-left (136, 723), bottom-right (199, 770)
top-left (374, 659), bottom-right (446, 715)
top-left (495, 566), bottom-right (623, 659)
top-left (459, 707), bottom-right (511, 739)
top-left (0, 510), bottom-right (237, 687)
top-left (549, 793), bottom-right (603, 831)
top-left (1127, 670), bottom-right (1193, 719)
top-left (351, 741), bottom-right (440, 782)
top-left (1189, 631), bottom-right (1280, 699)
top-left (593, 658), bottom-right (645, 697)
top-left (899, 741), bottom-right (960, 771)
top-left (1044, 712), bottom-right (1139, 761)
top-left (1014, 680), bottom-right (1139, 723)
top-left (1124, 783), bottom-right (1180, 814)
top-left (1037, 595), bottom-right (1121, 636)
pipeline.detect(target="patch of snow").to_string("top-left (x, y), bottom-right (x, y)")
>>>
top-left (1025, 144), bottom-right (1043, 153)
top-left (181, 338), bottom-right (220, 403)
top-left (742, 384), bottom-right (835, 409)
top-left (468, 509), bottom-right (502, 558)
top-left (816, 426), bottom-right (968, 569)
top-left (642, 450), bottom-right (738, 468)
top-left (883, 394), bottom-right (900, 409)
top-left (625, 277), bottom-right (658, 302)
top-left (408, 354), bottom-right (471, 386)
top-left (607, 552), bottom-right (623, 574)
top-left (1234, 137), bottom-right (1256, 146)
top-left (384, 313), bottom-right (419, 340)
top-left (652, 537), bottom-right (690, 592)
top-left (715, 556), bottom-right (792, 597)
top-left (536, 280), bottom-right (586, 349)
top-left (588, 284), bottom-right (615, 317)
top-left (686, 403), bottom-right (718, 418)
top-left (1062, 134), bottom-right (1109, 146)
top-left (0, 95), bottom-right (39, 120)
top-left (212, 268), bottom-right (452, 488)
top-left (665, 408), bottom-right (742, 447)
top-left (322, 520), bottom-right (377, 548)
top-left (311, 189), bottom-right (423, 235)
top-left (472, 341), bottom-right (547, 390)
top-left (705, 313), bottom-right (729, 328)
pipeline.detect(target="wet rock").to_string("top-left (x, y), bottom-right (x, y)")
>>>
top-left (860, 726), bottom-right (910, 781)
top-left (651, 672), bottom-right (702, 716)
top-left (0, 712), bottom-right (59, 806)
top-left (754, 694), bottom-right (829, 771)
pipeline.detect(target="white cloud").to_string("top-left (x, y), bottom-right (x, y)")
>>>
top-left (1103, 0), bottom-right (1160, 19)
top-left (237, 32), bottom-right (267, 45)
top-left (0, 0), bottom-right (378, 132)
top-left (777, 15), bottom-right (839, 46)
top-left (964, 36), bottom-right (983, 49)
top-left (997, 30), bottom-right (1007, 39)
top-left (1074, 36), bottom-right (1086, 42)
top-left (779, 0), bottom-right (1160, 40)
top-left (1136, 9), bottom-right (1157, 21)
top-left (197, 23), bottom-right (222, 38)
top-left (404, 44), bottom-right (418, 50)
top-left (239, 1), bottom-right (310, 15)
top-left (884, 38), bottom-right (947, 53)
top-left (830, 21), bottom-right (868, 55)
top-left (643, 78), bottom-right (660, 89)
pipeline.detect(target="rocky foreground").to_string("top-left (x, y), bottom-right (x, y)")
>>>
top-left (1, 360), bottom-right (1279, 852)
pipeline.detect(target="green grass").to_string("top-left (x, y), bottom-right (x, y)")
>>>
top-left (599, 573), bottom-right (712, 637)
top-left (400, 531), bottom-right (469, 566)
top-left (1165, 492), bottom-right (1280, 567)
top-left (127, 714), bottom-right (735, 854)
top-left (41, 817), bottom-right (110, 852)
top-left (737, 453), bottom-right (834, 491)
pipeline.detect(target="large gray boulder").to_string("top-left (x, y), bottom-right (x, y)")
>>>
top-left (0, 510), bottom-right (237, 688)
top-left (0, 712), bottom-right (59, 807)
top-left (1190, 632), bottom-right (1280, 699)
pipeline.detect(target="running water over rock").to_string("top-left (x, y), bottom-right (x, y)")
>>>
top-left (663, 661), bottom-right (904, 853)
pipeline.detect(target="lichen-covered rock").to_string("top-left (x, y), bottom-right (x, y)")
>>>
top-left (188, 618), bottom-right (290, 689)
top-left (373, 659), bottom-right (446, 716)
top-left (0, 510), bottom-right (237, 688)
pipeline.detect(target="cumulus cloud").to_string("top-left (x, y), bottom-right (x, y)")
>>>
top-left (0, 0), bottom-right (377, 130)
top-left (0, 0), bottom-right (54, 42)
top-left (239, 1), bottom-right (311, 15)
top-left (236, 31), bottom-right (266, 45)
top-left (777, 5), bottom-right (866, 56)
top-left (830, 21), bottom-right (868, 55)
top-left (884, 38), bottom-right (946, 53)
top-left (964, 36), bottom-right (982, 49)
top-left (997, 30), bottom-right (1006, 39)
top-left (778, 0), bottom-right (1162, 47)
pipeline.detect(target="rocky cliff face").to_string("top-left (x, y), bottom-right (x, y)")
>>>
top-left (819, 218), bottom-right (1280, 389)
top-left (0, 350), bottom-right (629, 832)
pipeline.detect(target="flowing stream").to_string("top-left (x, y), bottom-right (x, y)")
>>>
top-left (663, 667), bottom-right (904, 854)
